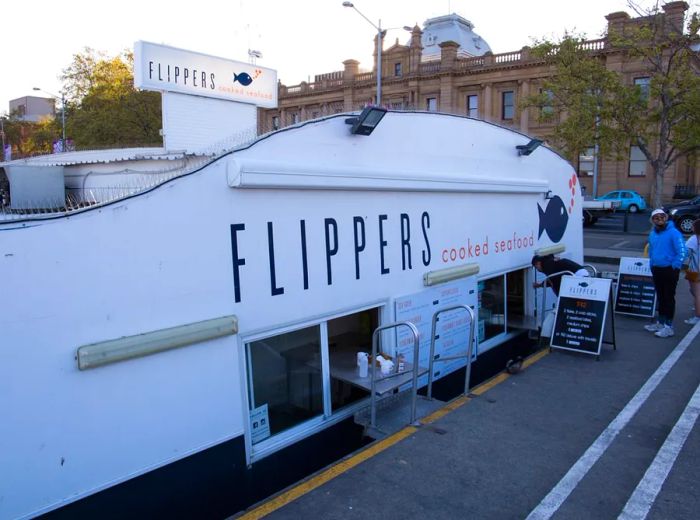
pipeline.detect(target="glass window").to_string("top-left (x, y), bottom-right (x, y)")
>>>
top-left (578, 147), bottom-right (595, 177)
top-left (502, 91), bottom-right (514, 120)
top-left (634, 77), bottom-right (650, 101)
top-left (290, 113), bottom-right (300, 124)
top-left (540, 89), bottom-right (554, 115)
top-left (272, 116), bottom-right (280, 130)
top-left (478, 276), bottom-right (505, 343)
top-left (629, 145), bottom-right (647, 176)
top-left (467, 94), bottom-right (478, 118)
top-left (426, 97), bottom-right (437, 112)
top-left (247, 326), bottom-right (323, 442)
top-left (394, 62), bottom-right (402, 77)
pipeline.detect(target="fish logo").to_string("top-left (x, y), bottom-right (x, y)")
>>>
top-left (538, 195), bottom-right (569, 243)
top-left (233, 69), bottom-right (262, 86)
top-left (578, 282), bottom-right (590, 288)
top-left (233, 72), bottom-right (253, 86)
top-left (635, 262), bottom-right (644, 266)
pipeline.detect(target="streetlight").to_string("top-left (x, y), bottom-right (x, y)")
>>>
top-left (344, 2), bottom-right (412, 107)
top-left (33, 87), bottom-right (66, 153)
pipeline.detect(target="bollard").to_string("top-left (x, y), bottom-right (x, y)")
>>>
top-left (623, 211), bottom-right (629, 232)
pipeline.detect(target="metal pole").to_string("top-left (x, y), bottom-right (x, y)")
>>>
top-left (60, 92), bottom-right (66, 152)
top-left (377, 22), bottom-right (382, 106)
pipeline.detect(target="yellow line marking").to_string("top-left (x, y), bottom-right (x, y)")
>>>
top-left (238, 347), bottom-right (550, 519)
top-left (238, 426), bottom-right (417, 520)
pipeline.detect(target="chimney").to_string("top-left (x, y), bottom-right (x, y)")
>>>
top-left (662, 1), bottom-right (689, 34)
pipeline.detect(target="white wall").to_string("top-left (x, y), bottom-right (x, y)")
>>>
top-left (162, 92), bottom-right (256, 154)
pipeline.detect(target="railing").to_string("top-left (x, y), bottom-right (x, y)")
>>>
top-left (673, 184), bottom-right (698, 199)
top-left (419, 62), bottom-right (442, 74)
top-left (495, 51), bottom-right (522, 63)
top-left (579, 38), bottom-right (606, 51)
top-left (314, 70), bottom-right (343, 82)
top-left (427, 305), bottom-right (476, 400)
top-left (354, 72), bottom-right (375, 82)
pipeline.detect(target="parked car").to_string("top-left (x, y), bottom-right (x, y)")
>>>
top-left (665, 198), bottom-right (700, 233)
top-left (595, 190), bottom-right (648, 213)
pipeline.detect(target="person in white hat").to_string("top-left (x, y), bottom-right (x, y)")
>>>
top-left (645, 208), bottom-right (686, 337)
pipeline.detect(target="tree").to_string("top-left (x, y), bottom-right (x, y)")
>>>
top-left (523, 2), bottom-right (700, 207)
top-left (60, 48), bottom-right (162, 149)
top-left (1, 110), bottom-right (57, 158)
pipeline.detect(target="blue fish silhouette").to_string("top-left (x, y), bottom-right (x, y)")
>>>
top-left (635, 262), bottom-right (643, 266)
top-left (578, 282), bottom-right (589, 287)
top-left (233, 72), bottom-right (253, 86)
top-left (538, 195), bottom-right (568, 243)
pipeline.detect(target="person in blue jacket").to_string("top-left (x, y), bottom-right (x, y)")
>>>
top-left (646, 208), bottom-right (686, 337)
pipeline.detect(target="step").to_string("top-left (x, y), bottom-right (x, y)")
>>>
top-left (354, 391), bottom-right (447, 440)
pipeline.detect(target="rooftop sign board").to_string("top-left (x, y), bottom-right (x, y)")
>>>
top-left (134, 41), bottom-right (277, 108)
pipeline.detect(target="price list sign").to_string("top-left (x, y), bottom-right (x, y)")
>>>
top-left (551, 276), bottom-right (613, 357)
top-left (614, 257), bottom-right (656, 317)
top-left (395, 278), bottom-right (478, 388)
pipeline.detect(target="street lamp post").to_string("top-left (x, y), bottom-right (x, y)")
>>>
top-left (33, 87), bottom-right (66, 152)
top-left (342, 1), bottom-right (384, 106)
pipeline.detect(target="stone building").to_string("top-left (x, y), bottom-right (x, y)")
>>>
top-left (261, 2), bottom-right (697, 202)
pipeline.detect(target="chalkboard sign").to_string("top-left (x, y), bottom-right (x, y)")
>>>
top-left (551, 276), bottom-right (613, 357)
top-left (614, 257), bottom-right (656, 318)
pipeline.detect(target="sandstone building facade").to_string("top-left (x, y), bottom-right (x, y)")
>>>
top-left (261, 2), bottom-right (697, 202)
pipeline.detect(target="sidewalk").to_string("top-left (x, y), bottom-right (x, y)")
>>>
top-left (236, 287), bottom-right (700, 520)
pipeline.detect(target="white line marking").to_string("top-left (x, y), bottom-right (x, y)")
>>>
top-left (618, 382), bottom-right (700, 520)
top-left (526, 322), bottom-right (700, 520)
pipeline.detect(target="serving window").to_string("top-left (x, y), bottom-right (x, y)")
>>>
top-left (478, 268), bottom-right (530, 347)
top-left (245, 306), bottom-right (380, 450)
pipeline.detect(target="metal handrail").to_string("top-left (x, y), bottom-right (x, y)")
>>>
top-left (536, 269), bottom-right (575, 326)
top-left (583, 264), bottom-right (599, 277)
top-left (370, 321), bottom-right (420, 429)
top-left (426, 304), bottom-right (476, 400)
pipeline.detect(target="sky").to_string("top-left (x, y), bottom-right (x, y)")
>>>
top-left (3, 0), bottom-right (698, 113)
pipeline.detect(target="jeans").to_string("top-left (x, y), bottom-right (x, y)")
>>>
top-left (651, 265), bottom-right (680, 325)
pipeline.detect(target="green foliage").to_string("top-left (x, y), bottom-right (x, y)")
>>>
top-left (522, 5), bottom-right (700, 206)
top-left (1, 111), bottom-right (58, 158)
top-left (61, 48), bottom-right (162, 148)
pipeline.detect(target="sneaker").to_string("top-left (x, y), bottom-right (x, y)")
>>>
top-left (655, 326), bottom-right (675, 338)
top-left (685, 316), bottom-right (700, 325)
top-left (644, 322), bottom-right (664, 332)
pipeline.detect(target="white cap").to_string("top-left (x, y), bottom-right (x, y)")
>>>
top-left (651, 209), bottom-right (666, 217)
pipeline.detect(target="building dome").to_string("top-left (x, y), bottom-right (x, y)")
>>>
top-left (418, 14), bottom-right (491, 60)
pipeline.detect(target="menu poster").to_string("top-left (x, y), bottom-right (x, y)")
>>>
top-left (394, 278), bottom-right (478, 388)
top-left (551, 276), bottom-right (613, 356)
top-left (614, 257), bottom-right (656, 318)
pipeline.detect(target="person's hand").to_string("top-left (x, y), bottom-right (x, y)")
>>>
top-left (533, 281), bottom-right (542, 289)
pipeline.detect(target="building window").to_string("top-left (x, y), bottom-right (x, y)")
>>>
top-left (272, 116), bottom-right (280, 130)
top-left (426, 97), bottom-right (437, 112)
top-left (629, 145), bottom-right (647, 176)
top-left (634, 77), bottom-right (650, 101)
top-left (502, 91), bottom-right (514, 120)
top-left (467, 95), bottom-right (478, 118)
top-left (540, 89), bottom-right (554, 116)
top-left (291, 113), bottom-right (300, 124)
top-left (246, 307), bottom-right (381, 450)
top-left (247, 325), bottom-right (324, 442)
top-left (578, 147), bottom-right (595, 176)
top-left (394, 62), bottom-right (402, 77)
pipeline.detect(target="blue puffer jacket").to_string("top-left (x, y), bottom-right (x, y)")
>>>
top-left (648, 220), bottom-right (686, 269)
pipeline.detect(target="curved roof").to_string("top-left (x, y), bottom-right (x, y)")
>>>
top-left (419, 13), bottom-right (491, 60)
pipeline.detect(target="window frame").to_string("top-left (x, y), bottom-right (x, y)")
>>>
top-left (629, 145), bottom-right (647, 177)
top-left (501, 90), bottom-right (515, 120)
top-left (241, 300), bottom-right (389, 463)
top-left (466, 94), bottom-right (479, 118)
top-left (426, 97), bottom-right (438, 112)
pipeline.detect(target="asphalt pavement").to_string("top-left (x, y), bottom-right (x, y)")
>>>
top-left (235, 214), bottom-right (700, 520)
